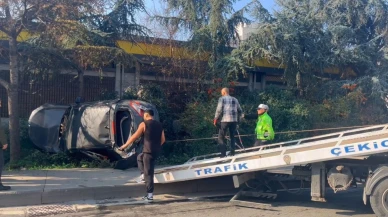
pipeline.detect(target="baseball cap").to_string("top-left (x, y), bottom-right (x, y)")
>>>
top-left (257, 104), bottom-right (269, 110)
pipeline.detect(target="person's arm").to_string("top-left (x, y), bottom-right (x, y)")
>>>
top-left (214, 97), bottom-right (223, 125)
top-left (119, 122), bottom-right (145, 150)
top-left (263, 117), bottom-right (275, 140)
top-left (244, 113), bottom-right (258, 120)
top-left (237, 101), bottom-right (242, 114)
top-left (237, 101), bottom-right (242, 118)
top-left (161, 130), bottom-right (165, 145)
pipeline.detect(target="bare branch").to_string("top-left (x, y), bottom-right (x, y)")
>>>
top-left (16, 0), bottom-right (28, 35)
top-left (0, 78), bottom-right (10, 90)
top-left (0, 25), bottom-right (10, 35)
top-left (4, 0), bottom-right (11, 20)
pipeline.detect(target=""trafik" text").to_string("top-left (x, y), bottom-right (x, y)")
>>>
top-left (194, 163), bottom-right (248, 176)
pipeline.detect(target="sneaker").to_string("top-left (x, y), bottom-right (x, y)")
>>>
top-left (0, 185), bottom-right (11, 191)
top-left (136, 178), bottom-right (145, 183)
top-left (136, 174), bottom-right (145, 183)
top-left (142, 195), bottom-right (153, 201)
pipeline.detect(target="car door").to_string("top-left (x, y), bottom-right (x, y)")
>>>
top-left (65, 101), bottom-right (113, 151)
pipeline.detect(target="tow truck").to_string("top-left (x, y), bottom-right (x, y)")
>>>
top-left (150, 124), bottom-right (388, 216)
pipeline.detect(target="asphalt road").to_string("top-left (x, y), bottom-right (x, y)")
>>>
top-left (58, 188), bottom-right (376, 217)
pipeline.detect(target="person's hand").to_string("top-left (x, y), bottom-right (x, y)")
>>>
top-left (2, 144), bottom-right (8, 150)
top-left (118, 145), bottom-right (126, 151)
top-left (213, 119), bottom-right (217, 126)
top-left (241, 113), bottom-right (245, 119)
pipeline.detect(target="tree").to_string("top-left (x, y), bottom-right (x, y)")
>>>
top-left (0, 0), bottom-right (104, 162)
top-left (85, 0), bottom-right (149, 41)
top-left (24, 19), bottom-right (142, 98)
top-left (53, 0), bottom-right (148, 98)
top-left (230, 0), bottom-right (388, 97)
top-left (317, 0), bottom-right (388, 98)
top-left (77, 0), bottom-right (148, 97)
top-left (155, 0), bottom-right (253, 85)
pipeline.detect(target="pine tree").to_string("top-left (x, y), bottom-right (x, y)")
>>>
top-left (230, 0), bottom-right (388, 97)
top-left (156, 0), bottom-right (253, 84)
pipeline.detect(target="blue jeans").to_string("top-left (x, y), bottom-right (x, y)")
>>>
top-left (218, 122), bottom-right (237, 156)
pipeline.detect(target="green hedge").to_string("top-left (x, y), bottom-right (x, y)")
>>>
top-left (7, 83), bottom-right (388, 168)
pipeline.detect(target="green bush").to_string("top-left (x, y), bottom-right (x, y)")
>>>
top-left (9, 83), bottom-right (388, 168)
top-left (7, 150), bottom-right (112, 170)
top-left (157, 85), bottom-right (388, 165)
top-left (3, 119), bottom-right (35, 165)
top-left (3, 119), bottom-right (112, 170)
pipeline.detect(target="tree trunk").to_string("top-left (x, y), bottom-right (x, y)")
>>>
top-left (8, 34), bottom-right (21, 162)
top-left (296, 71), bottom-right (303, 96)
top-left (135, 61), bottom-right (140, 91)
top-left (77, 69), bottom-right (84, 98)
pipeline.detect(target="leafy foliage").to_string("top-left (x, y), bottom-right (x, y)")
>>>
top-left (3, 119), bottom-right (112, 170)
top-left (229, 0), bottom-right (388, 98)
top-left (7, 150), bottom-right (112, 170)
top-left (9, 82), bottom-right (388, 168)
top-left (85, 0), bottom-right (149, 40)
top-left (4, 0), bottom-right (388, 168)
top-left (130, 84), bottom-right (388, 165)
top-left (156, 0), bottom-right (255, 81)
top-left (0, 0), bottom-right (148, 162)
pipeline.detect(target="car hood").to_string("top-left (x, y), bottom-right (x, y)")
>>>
top-left (28, 104), bottom-right (70, 153)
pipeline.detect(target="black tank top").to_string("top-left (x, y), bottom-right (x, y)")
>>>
top-left (143, 120), bottom-right (163, 155)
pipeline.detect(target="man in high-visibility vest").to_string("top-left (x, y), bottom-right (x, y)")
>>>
top-left (244, 104), bottom-right (274, 146)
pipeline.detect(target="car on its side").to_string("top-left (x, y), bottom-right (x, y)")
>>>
top-left (28, 99), bottom-right (159, 168)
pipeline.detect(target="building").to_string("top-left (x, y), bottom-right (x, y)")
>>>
top-left (0, 27), bottom-right (352, 118)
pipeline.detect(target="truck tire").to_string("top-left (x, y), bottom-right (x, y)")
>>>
top-left (370, 178), bottom-right (388, 217)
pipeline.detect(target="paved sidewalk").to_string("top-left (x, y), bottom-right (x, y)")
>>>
top-left (0, 191), bottom-right (237, 217)
top-left (1, 168), bottom-right (140, 193)
top-left (0, 168), bottom-right (235, 208)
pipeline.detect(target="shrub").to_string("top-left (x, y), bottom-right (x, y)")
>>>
top-left (11, 83), bottom-right (388, 168)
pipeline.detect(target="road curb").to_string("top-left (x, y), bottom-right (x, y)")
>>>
top-left (0, 175), bottom-right (236, 208)
top-left (0, 191), bottom-right (237, 217)
top-left (0, 207), bottom-right (26, 217)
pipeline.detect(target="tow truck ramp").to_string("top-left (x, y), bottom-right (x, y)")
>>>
top-left (154, 124), bottom-right (388, 183)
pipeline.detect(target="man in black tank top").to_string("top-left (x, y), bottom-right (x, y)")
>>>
top-left (119, 109), bottom-right (165, 201)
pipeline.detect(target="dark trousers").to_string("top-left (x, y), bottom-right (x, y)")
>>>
top-left (254, 139), bottom-right (267, 147)
top-left (137, 153), bottom-right (156, 193)
top-left (0, 150), bottom-right (3, 185)
top-left (218, 122), bottom-right (237, 156)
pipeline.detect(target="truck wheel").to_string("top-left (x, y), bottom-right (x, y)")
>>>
top-left (370, 178), bottom-right (388, 217)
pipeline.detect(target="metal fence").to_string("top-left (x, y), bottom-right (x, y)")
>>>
top-left (0, 72), bottom-right (115, 118)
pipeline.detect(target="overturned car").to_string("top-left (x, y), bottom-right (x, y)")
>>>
top-left (28, 99), bottom-right (159, 168)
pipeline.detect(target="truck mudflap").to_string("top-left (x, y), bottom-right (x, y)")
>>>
top-left (363, 165), bottom-right (388, 205)
top-left (363, 186), bottom-right (367, 205)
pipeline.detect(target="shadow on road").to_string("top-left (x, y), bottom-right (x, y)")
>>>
top-left (232, 188), bottom-right (373, 216)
